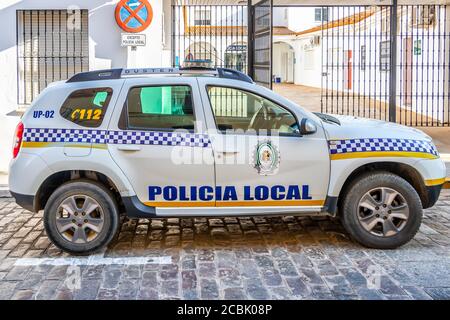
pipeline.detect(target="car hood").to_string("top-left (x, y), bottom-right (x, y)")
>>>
top-left (320, 114), bottom-right (432, 142)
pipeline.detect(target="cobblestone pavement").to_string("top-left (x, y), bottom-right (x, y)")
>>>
top-left (0, 191), bottom-right (449, 300)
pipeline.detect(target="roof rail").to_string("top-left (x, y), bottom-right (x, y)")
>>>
top-left (66, 69), bottom-right (123, 83)
top-left (67, 67), bottom-right (254, 84)
top-left (121, 67), bottom-right (218, 77)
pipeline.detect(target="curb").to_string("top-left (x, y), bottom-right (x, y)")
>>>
top-left (0, 185), bottom-right (11, 198)
top-left (0, 191), bottom-right (11, 198)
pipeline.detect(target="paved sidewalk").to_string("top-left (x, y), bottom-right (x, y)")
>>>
top-left (0, 191), bottom-right (449, 300)
top-left (0, 174), bottom-right (7, 185)
top-left (0, 173), bottom-right (8, 194)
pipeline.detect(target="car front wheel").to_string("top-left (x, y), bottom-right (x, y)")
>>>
top-left (44, 180), bottom-right (119, 255)
top-left (341, 172), bottom-right (422, 249)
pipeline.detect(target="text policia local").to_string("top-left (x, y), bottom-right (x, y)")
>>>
top-left (149, 185), bottom-right (313, 202)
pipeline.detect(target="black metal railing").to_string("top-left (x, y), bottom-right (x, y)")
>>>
top-left (320, 4), bottom-right (449, 126)
top-left (396, 4), bottom-right (449, 126)
top-left (320, 6), bottom-right (393, 123)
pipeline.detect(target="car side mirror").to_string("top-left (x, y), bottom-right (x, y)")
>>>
top-left (300, 118), bottom-right (317, 135)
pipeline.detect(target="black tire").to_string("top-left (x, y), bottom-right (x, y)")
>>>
top-left (341, 172), bottom-right (422, 249)
top-left (44, 180), bottom-right (119, 255)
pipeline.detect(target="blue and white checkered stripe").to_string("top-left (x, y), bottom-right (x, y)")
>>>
top-left (24, 128), bottom-right (106, 144)
top-left (329, 138), bottom-right (438, 157)
top-left (23, 128), bottom-right (211, 148)
top-left (106, 130), bottom-right (210, 147)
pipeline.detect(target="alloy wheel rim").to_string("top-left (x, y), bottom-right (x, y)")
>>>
top-left (357, 187), bottom-right (409, 237)
top-left (55, 195), bottom-right (105, 244)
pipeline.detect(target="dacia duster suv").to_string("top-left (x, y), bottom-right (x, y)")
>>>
top-left (9, 67), bottom-right (447, 254)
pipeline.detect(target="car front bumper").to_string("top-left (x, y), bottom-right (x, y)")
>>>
top-left (424, 184), bottom-right (443, 209)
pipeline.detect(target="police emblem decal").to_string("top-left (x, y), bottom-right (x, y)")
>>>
top-left (253, 141), bottom-right (280, 176)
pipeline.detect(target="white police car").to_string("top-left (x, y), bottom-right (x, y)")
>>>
top-left (9, 67), bottom-right (447, 254)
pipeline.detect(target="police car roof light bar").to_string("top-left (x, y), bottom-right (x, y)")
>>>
top-left (67, 67), bottom-right (254, 84)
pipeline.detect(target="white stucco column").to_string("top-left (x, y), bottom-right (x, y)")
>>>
top-left (124, 0), bottom-right (169, 68)
top-left (127, 46), bottom-right (138, 68)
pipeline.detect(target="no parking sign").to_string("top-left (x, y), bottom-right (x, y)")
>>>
top-left (115, 0), bottom-right (153, 33)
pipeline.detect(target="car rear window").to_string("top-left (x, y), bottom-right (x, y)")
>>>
top-left (126, 85), bottom-right (195, 131)
top-left (60, 88), bottom-right (113, 127)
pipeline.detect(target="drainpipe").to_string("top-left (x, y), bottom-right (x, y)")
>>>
top-left (247, 0), bottom-right (254, 78)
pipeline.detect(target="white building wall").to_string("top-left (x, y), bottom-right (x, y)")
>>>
top-left (273, 7), bottom-right (288, 27)
top-left (293, 38), bottom-right (322, 88)
top-left (286, 7), bottom-right (323, 33)
top-left (0, 0), bottom-right (171, 173)
top-left (273, 43), bottom-right (284, 80)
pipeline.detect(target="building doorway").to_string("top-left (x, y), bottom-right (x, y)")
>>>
top-left (273, 42), bottom-right (294, 83)
top-left (403, 37), bottom-right (413, 107)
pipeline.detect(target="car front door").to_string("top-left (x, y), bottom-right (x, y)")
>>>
top-left (198, 77), bottom-right (330, 214)
top-left (108, 77), bottom-right (215, 214)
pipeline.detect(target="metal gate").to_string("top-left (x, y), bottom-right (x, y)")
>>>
top-left (320, 4), bottom-right (450, 126)
top-left (171, 3), bottom-right (248, 73)
top-left (171, 0), bottom-right (274, 89)
top-left (171, 2), bottom-right (449, 127)
top-left (250, 0), bottom-right (273, 88)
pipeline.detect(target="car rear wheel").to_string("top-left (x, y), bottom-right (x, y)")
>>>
top-left (341, 172), bottom-right (422, 249)
top-left (44, 180), bottom-right (119, 255)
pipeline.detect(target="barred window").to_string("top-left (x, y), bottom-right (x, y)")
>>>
top-left (17, 10), bottom-right (89, 107)
top-left (194, 9), bottom-right (211, 26)
top-left (315, 8), bottom-right (329, 22)
top-left (379, 41), bottom-right (391, 72)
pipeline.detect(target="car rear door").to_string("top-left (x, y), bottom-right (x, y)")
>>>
top-left (108, 77), bottom-right (215, 213)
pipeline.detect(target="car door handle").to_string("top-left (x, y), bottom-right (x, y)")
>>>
top-left (217, 150), bottom-right (240, 155)
top-left (117, 145), bottom-right (142, 152)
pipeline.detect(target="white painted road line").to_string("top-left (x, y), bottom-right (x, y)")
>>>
top-left (13, 255), bottom-right (172, 266)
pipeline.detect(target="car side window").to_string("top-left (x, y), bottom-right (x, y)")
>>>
top-left (207, 86), bottom-right (298, 135)
top-left (60, 88), bottom-right (113, 127)
top-left (126, 85), bottom-right (195, 131)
